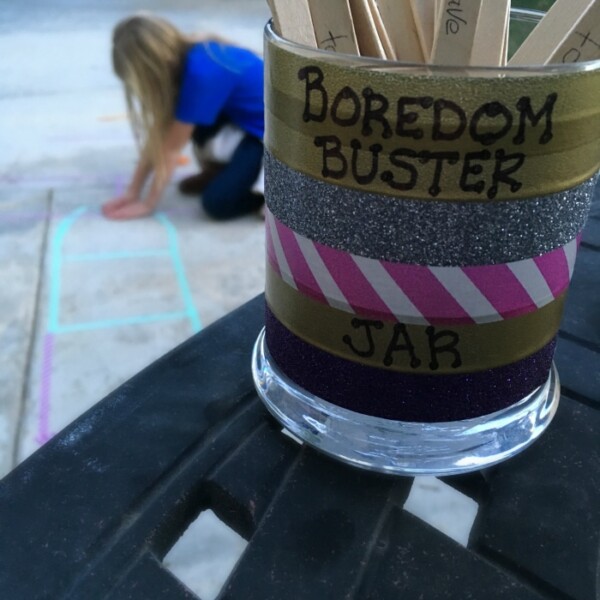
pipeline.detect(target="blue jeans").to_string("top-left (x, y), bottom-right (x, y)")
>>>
top-left (192, 123), bottom-right (264, 220)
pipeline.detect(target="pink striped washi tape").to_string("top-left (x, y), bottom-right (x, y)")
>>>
top-left (266, 209), bottom-right (580, 326)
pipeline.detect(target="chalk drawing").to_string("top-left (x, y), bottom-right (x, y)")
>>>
top-left (56, 312), bottom-right (191, 334)
top-left (0, 174), bottom-right (107, 186)
top-left (35, 333), bottom-right (55, 445)
top-left (156, 212), bottom-right (203, 333)
top-left (113, 174), bottom-right (126, 196)
top-left (64, 250), bottom-right (171, 261)
top-left (0, 205), bottom-right (200, 227)
top-left (48, 207), bottom-right (87, 333)
top-left (36, 205), bottom-right (202, 445)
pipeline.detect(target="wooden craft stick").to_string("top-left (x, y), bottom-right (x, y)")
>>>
top-left (471, 0), bottom-right (511, 66)
top-left (546, 0), bottom-right (600, 64)
top-left (431, 0), bottom-right (442, 62)
top-left (432, 0), bottom-right (484, 66)
top-left (307, 0), bottom-right (360, 54)
top-left (377, 0), bottom-right (424, 62)
top-left (348, 0), bottom-right (387, 58)
top-left (502, 8), bottom-right (510, 66)
top-left (368, 0), bottom-right (398, 59)
top-left (267, 0), bottom-right (318, 48)
top-left (509, 0), bottom-right (598, 65)
top-left (410, 0), bottom-right (436, 61)
top-left (266, 0), bottom-right (280, 32)
top-left (435, 0), bottom-right (443, 30)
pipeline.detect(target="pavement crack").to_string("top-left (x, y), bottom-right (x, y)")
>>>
top-left (11, 189), bottom-right (53, 468)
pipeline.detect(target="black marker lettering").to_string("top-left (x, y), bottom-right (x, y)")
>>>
top-left (381, 148), bottom-right (419, 191)
top-left (469, 102), bottom-right (513, 146)
top-left (383, 324), bottom-right (422, 368)
top-left (330, 86), bottom-right (361, 127)
top-left (396, 96), bottom-right (433, 140)
top-left (433, 99), bottom-right (467, 141)
top-left (298, 66), bottom-right (328, 123)
top-left (342, 319), bottom-right (384, 358)
top-left (314, 135), bottom-right (348, 179)
top-left (362, 88), bottom-right (393, 139)
top-left (488, 149), bottom-right (525, 199)
top-left (514, 94), bottom-right (557, 145)
top-left (460, 150), bottom-right (491, 194)
top-left (426, 327), bottom-right (462, 370)
top-left (351, 140), bottom-right (383, 185)
top-left (418, 150), bottom-right (460, 197)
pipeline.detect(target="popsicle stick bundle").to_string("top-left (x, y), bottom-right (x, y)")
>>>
top-left (267, 0), bottom-right (600, 67)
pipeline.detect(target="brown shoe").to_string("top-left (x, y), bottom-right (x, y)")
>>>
top-left (178, 162), bottom-right (224, 196)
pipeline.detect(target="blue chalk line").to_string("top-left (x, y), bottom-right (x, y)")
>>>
top-left (64, 250), bottom-right (171, 261)
top-left (156, 212), bottom-right (202, 333)
top-left (49, 208), bottom-right (202, 334)
top-left (55, 312), bottom-right (190, 334)
top-left (49, 206), bottom-right (87, 333)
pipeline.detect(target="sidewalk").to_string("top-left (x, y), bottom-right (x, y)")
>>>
top-left (0, 2), bottom-right (267, 597)
top-left (0, 0), bottom-right (269, 472)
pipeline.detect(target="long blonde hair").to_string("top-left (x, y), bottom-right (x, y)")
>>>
top-left (112, 14), bottom-right (192, 176)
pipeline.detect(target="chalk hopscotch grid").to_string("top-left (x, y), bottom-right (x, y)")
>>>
top-left (36, 206), bottom-right (201, 445)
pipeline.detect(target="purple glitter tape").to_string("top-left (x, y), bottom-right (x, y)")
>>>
top-left (265, 306), bottom-right (556, 423)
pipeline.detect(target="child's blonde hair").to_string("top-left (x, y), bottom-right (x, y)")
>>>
top-left (112, 14), bottom-right (192, 178)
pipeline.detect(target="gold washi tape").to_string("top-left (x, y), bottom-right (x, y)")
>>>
top-left (266, 264), bottom-right (564, 375)
top-left (266, 39), bottom-right (600, 201)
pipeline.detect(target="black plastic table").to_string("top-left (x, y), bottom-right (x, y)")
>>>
top-left (0, 188), bottom-right (598, 600)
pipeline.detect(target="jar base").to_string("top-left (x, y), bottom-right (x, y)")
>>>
top-left (251, 328), bottom-right (560, 476)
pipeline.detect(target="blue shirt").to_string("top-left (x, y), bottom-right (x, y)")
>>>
top-left (176, 42), bottom-right (264, 140)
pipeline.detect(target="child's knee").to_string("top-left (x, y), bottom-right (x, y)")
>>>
top-left (201, 191), bottom-right (231, 220)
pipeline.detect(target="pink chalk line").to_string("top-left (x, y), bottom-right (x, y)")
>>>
top-left (0, 174), bottom-right (110, 186)
top-left (113, 175), bottom-right (126, 196)
top-left (36, 333), bottom-right (55, 445)
top-left (0, 206), bottom-right (197, 227)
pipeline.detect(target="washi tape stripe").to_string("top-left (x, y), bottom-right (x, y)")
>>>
top-left (265, 213), bottom-right (280, 277)
top-left (352, 255), bottom-right (426, 323)
top-left (293, 233), bottom-right (352, 313)
top-left (426, 267), bottom-right (499, 324)
top-left (380, 262), bottom-right (473, 323)
top-left (272, 213), bottom-right (328, 305)
top-left (315, 244), bottom-right (392, 317)
top-left (534, 240), bottom-right (575, 296)
top-left (265, 210), bottom-right (296, 290)
top-left (265, 151), bottom-right (595, 266)
top-left (507, 260), bottom-right (553, 309)
top-left (265, 263), bottom-right (564, 374)
top-left (565, 239), bottom-right (578, 279)
top-left (266, 210), bottom-right (577, 325)
top-left (461, 264), bottom-right (537, 319)
top-left (265, 305), bottom-right (556, 423)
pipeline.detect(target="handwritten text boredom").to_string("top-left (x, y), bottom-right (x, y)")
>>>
top-left (298, 66), bottom-right (558, 199)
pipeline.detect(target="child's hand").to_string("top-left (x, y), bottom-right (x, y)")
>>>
top-left (103, 199), bottom-right (155, 220)
top-left (102, 194), bottom-right (136, 217)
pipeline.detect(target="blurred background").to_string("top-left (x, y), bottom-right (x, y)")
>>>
top-left (0, 0), bottom-right (557, 598)
top-left (0, 0), bottom-right (270, 468)
top-left (0, 2), bottom-right (269, 597)
top-left (519, 0), bottom-right (554, 9)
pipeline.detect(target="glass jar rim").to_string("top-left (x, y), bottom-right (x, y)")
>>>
top-left (265, 8), bottom-right (600, 75)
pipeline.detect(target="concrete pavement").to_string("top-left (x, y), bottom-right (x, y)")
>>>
top-left (0, 2), bottom-right (266, 596)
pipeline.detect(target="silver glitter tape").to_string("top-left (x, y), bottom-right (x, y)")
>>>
top-left (265, 151), bottom-right (596, 267)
